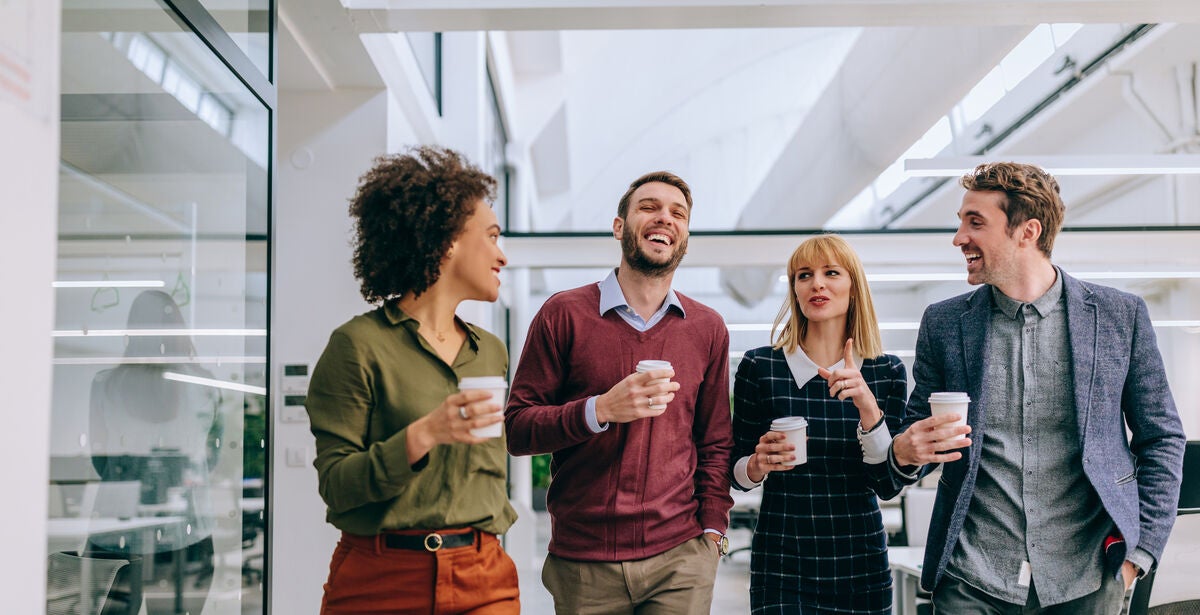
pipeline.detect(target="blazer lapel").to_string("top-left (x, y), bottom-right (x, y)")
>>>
top-left (1063, 272), bottom-right (1098, 438)
top-left (960, 287), bottom-right (991, 404)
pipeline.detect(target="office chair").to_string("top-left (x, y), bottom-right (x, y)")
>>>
top-left (47, 551), bottom-right (142, 615)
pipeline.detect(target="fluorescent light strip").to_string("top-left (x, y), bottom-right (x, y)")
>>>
top-left (1076, 272), bottom-right (1200, 280)
top-left (732, 320), bottom-right (1198, 332)
top-left (729, 322), bottom-right (920, 332)
top-left (730, 349), bottom-right (915, 360)
top-left (53, 328), bottom-right (266, 337)
top-left (53, 280), bottom-right (166, 288)
top-left (163, 371), bottom-right (267, 396)
top-left (869, 273), bottom-right (965, 282)
top-left (807, 272), bottom-right (1200, 284)
top-left (905, 155), bottom-right (1200, 177)
top-left (727, 324), bottom-right (774, 332)
top-left (54, 356), bottom-right (266, 366)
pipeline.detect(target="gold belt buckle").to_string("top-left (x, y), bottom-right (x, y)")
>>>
top-left (423, 533), bottom-right (444, 552)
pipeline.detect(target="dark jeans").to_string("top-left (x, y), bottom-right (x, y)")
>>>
top-left (933, 571), bottom-right (1131, 615)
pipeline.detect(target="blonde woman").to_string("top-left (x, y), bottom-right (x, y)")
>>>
top-left (731, 234), bottom-right (907, 614)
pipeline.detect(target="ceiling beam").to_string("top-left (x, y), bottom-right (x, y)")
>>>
top-left (343, 1), bottom-right (1200, 32)
top-left (502, 229), bottom-right (1200, 268)
top-left (279, 0), bottom-right (384, 89)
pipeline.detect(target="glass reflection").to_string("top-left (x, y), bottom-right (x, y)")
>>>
top-left (51, 1), bottom-right (268, 613)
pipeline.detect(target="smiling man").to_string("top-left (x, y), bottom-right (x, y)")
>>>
top-left (884, 162), bottom-right (1185, 614)
top-left (506, 171), bottom-right (734, 614)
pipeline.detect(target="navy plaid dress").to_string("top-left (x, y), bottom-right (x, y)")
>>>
top-left (733, 346), bottom-right (908, 615)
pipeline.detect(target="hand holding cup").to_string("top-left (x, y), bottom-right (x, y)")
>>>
top-left (747, 427), bottom-right (804, 483)
top-left (892, 392), bottom-right (972, 467)
top-left (595, 361), bottom-right (678, 424)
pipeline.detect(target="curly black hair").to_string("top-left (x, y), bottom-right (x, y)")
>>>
top-left (349, 145), bottom-right (497, 303)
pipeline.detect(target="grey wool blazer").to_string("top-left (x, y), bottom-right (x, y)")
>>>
top-left (888, 268), bottom-right (1186, 592)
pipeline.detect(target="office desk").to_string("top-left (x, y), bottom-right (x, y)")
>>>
top-left (47, 516), bottom-right (187, 614)
top-left (890, 545), bottom-right (926, 615)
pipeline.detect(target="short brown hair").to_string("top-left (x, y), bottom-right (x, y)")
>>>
top-left (617, 171), bottom-right (693, 219)
top-left (960, 162), bottom-right (1065, 257)
top-left (349, 146), bottom-right (496, 303)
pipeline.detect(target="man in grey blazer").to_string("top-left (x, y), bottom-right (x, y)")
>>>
top-left (886, 162), bottom-right (1185, 613)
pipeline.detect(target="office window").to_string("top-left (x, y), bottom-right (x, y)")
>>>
top-left (406, 32), bottom-right (442, 114)
top-left (197, 0), bottom-right (272, 78)
top-left (51, 1), bottom-right (270, 613)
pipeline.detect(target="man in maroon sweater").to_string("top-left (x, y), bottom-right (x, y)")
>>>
top-left (506, 171), bottom-right (734, 614)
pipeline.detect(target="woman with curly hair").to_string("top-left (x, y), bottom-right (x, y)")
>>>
top-left (305, 145), bottom-right (518, 614)
top-left (731, 234), bottom-right (908, 614)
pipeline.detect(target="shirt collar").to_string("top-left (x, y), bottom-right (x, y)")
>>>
top-left (597, 268), bottom-right (685, 318)
top-left (382, 300), bottom-right (481, 344)
top-left (990, 267), bottom-right (1064, 320)
top-left (783, 346), bottom-right (862, 387)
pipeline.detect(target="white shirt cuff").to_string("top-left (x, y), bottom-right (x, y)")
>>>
top-left (733, 455), bottom-right (762, 490)
top-left (585, 396), bottom-right (609, 433)
top-left (858, 420), bottom-right (893, 465)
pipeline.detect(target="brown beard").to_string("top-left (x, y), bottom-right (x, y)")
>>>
top-left (621, 224), bottom-right (687, 278)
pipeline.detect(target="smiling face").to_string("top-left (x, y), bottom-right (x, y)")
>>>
top-left (442, 200), bottom-right (507, 302)
top-left (613, 181), bottom-right (690, 278)
top-left (793, 260), bottom-right (852, 325)
top-left (953, 190), bottom-right (1031, 288)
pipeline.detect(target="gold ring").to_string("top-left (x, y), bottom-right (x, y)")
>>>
top-left (459, 406), bottom-right (469, 420)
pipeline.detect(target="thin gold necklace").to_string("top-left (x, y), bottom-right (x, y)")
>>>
top-left (425, 324), bottom-right (452, 342)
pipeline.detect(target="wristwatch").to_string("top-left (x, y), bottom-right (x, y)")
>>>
top-left (714, 532), bottom-right (729, 556)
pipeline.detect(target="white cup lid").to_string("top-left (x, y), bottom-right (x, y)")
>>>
top-left (459, 376), bottom-right (508, 389)
top-left (771, 416), bottom-right (808, 430)
top-left (636, 359), bottom-right (672, 372)
top-left (929, 391), bottom-right (970, 403)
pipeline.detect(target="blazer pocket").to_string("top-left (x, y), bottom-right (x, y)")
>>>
top-left (1115, 470), bottom-right (1137, 485)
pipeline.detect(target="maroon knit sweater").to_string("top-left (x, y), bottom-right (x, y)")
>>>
top-left (506, 283), bottom-right (733, 562)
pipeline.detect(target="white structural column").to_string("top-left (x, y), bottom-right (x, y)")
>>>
top-left (272, 88), bottom-right (389, 615)
top-left (0, 1), bottom-right (60, 612)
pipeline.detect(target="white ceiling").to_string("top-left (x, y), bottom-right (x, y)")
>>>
top-left (281, 0), bottom-right (1200, 231)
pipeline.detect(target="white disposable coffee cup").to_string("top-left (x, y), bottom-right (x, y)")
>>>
top-left (458, 376), bottom-right (508, 438)
top-left (636, 359), bottom-right (672, 410)
top-left (928, 392), bottom-right (970, 429)
top-left (770, 416), bottom-right (808, 466)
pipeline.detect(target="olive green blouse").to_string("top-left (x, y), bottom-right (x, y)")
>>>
top-left (305, 301), bottom-right (515, 536)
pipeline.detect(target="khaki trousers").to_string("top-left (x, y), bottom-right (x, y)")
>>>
top-left (542, 535), bottom-right (721, 615)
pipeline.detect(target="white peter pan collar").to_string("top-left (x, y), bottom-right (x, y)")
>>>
top-left (783, 347), bottom-right (863, 389)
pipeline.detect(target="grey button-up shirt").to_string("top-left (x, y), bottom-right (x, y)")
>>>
top-left (946, 272), bottom-right (1110, 606)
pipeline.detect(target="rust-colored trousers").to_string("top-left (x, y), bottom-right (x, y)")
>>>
top-left (321, 529), bottom-right (520, 615)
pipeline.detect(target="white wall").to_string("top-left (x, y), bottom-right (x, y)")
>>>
top-left (271, 88), bottom-right (388, 615)
top-left (0, 1), bottom-right (60, 611)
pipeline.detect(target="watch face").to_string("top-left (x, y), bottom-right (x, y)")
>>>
top-left (718, 534), bottom-right (730, 556)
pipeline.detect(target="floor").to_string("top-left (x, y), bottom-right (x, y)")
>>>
top-left (520, 510), bottom-right (754, 614)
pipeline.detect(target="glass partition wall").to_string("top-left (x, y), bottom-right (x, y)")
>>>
top-left (50, 2), bottom-right (272, 614)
